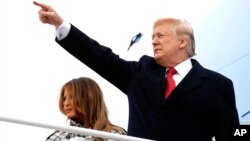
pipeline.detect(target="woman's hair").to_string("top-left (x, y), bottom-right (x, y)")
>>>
top-left (58, 77), bottom-right (126, 138)
top-left (153, 18), bottom-right (196, 57)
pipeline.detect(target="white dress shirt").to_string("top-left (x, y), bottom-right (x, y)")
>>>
top-left (55, 21), bottom-right (71, 41)
top-left (170, 58), bottom-right (192, 86)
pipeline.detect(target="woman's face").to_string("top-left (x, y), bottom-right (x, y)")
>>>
top-left (63, 88), bottom-right (77, 119)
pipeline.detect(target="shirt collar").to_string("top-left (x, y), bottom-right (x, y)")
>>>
top-left (173, 58), bottom-right (192, 77)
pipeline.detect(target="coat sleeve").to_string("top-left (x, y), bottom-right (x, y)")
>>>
top-left (215, 79), bottom-right (239, 141)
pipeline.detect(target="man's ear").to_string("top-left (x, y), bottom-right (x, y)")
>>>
top-left (179, 38), bottom-right (188, 49)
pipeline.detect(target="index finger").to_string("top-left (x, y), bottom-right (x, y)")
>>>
top-left (33, 1), bottom-right (50, 11)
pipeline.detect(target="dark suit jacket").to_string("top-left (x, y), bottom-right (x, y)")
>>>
top-left (56, 24), bottom-right (239, 141)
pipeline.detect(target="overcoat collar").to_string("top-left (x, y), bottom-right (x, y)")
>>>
top-left (150, 59), bottom-right (207, 109)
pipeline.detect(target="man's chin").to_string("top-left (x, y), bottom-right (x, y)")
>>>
top-left (154, 54), bottom-right (160, 60)
top-left (154, 56), bottom-right (166, 67)
top-left (154, 55), bottom-right (162, 62)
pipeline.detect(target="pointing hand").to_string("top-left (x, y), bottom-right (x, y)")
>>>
top-left (33, 1), bottom-right (63, 28)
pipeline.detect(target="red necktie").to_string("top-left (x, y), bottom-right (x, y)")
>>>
top-left (165, 67), bottom-right (177, 99)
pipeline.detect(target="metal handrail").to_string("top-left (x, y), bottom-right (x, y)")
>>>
top-left (1, 116), bottom-right (249, 140)
top-left (0, 116), bottom-right (154, 141)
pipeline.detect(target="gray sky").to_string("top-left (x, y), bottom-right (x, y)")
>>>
top-left (0, 0), bottom-right (250, 140)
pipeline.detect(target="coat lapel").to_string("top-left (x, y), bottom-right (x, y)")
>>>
top-left (148, 59), bottom-right (207, 109)
top-left (148, 65), bottom-right (166, 109)
top-left (166, 59), bottom-right (207, 101)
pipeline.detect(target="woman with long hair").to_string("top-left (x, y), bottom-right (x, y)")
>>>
top-left (46, 77), bottom-right (126, 141)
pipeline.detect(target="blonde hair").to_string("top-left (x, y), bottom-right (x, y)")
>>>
top-left (153, 18), bottom-right (196, 57)
top-left (59, 77), bottom-right (126, 140)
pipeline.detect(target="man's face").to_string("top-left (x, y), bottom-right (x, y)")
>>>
top-left (152, 23), bottom-right (181, 67)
